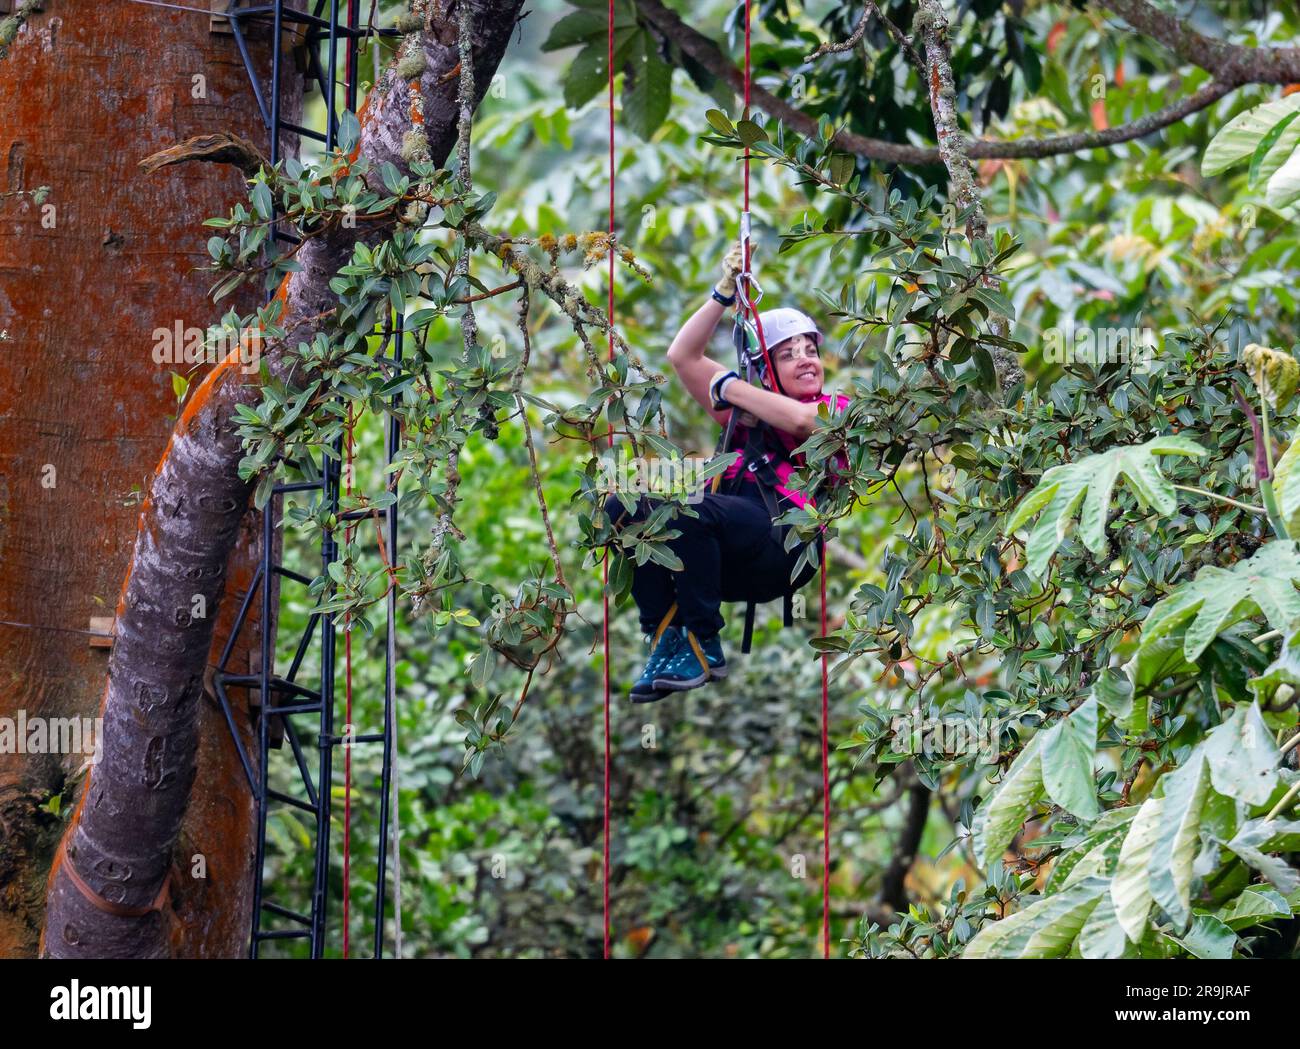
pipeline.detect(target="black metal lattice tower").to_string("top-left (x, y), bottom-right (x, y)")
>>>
top-left (209, 0), bottom-right (403, 959)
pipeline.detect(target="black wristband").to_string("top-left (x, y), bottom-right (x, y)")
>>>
top-left (711, 287), bottom-right (736, 307)
top-left (710, 370), bottom-right (741, 410)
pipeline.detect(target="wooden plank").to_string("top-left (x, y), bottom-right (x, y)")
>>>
top-left (88, 616), bottom-right (114, 649)
top-left (210, 0), bottom-right (232, 35)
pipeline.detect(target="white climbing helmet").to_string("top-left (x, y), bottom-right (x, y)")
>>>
top-left (757, 306), bottom-right (822, 350)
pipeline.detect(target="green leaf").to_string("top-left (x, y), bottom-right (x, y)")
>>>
top-left (1004, 436), bottom-right (1206, 579)
top-left (1136, 540), bottom-right (1300, 666)
top-left (1225, 817), bottom-right (1300, 894)
top-left (971, 346), bottom-right (996, 392)
top-left (970, 732), bottom-right (1045, 868)
top-left (540, 10), bottom-right (606, 52)
top-left (1250, 109), bottom-right (1300, 186)
top-left (1148, 754), bottom-right (1209, 930)
top-left (1272, 439), bottom-right (1300, 536)
top-left (253, 471), bottom-right (276, 511)
top-left (1094, 666), bottom-right (1148, 732)
top-left (964, 876), bottom-right (1109, 958)
top-left (827, 154), bottom-right (855, 186)
top-left (469, 644), bottom-right (494, 690)
top-left (1129, 623), bottom-right (1198, 695)
top-left (1201, 703), bottom-right (1279, 806)
top-left (1167, 914), bottom-right (1236, 959)
top-left (338, 110), bottom-right (361, 155)
top-left (252, 181), bottom-right (273, 221)
top-left (1202, 93), bottom-right (1300, 176)
top-left (1044, 807), bottom-right (1137, 895)
top-left (1266, 146), bottom-right (1300, 209)
top-left (1214, 885), bottom-right (1292, 930)
top-left (705, 108), bottom-right (735, 136)
top-left (1040, 695), bottom-right (1100, 819)
top-left (735, 119), bottom-right (768, 147)
top-left (622, 35), bottom-right (672, 140)
top-left (1112, 792), bottom-right (1167, 942)
top-left (1077, 888), bottom-right (1130, 959)
top-left (564, 41), bottom-right (610, 109)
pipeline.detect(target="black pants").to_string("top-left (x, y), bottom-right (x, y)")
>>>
top-left (605, 485), bottom-right (821, 638)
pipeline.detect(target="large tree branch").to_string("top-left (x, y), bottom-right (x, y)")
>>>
top-left (635, 0), bottom-right (1269, 166)
top-left (1099, 0), bottom-right (1300, 84)
top-left (42, 0), bottom-right (526, 959)
top-left (637, 0), bottom-right (935, 166)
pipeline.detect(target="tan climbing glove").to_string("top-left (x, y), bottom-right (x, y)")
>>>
top-left (714, 240), bottom-right (748, 298)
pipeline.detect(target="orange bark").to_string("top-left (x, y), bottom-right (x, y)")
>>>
top-left (0, 2), bottom-right (294, 957)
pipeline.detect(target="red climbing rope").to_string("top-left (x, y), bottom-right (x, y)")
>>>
top-left (820, 544), bottom-right (830, 959)
top-left (740, 0), bottom-right (777, 388)
top-left (343, 409), bottom-right (356, 959)
top-left (602, 0), bottom-right (616, 962)
top-left (740, 0), bottom-right (831, 959)
top-left (597, 0), bottom-right (832, 961)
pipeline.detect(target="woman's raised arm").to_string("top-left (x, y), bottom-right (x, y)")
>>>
top-left (666, 243), bottom-right (746, 427)
top-left (667, 297), bottom-right (733, 427)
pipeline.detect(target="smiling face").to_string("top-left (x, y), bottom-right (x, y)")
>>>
top-left (769, 332), bottom-right (824, 399)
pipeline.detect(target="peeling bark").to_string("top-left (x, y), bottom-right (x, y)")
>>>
top-left (41, 0), bottom-right (525, 960)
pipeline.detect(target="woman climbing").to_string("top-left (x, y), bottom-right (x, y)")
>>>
top-left (606, 242), bottom-right (850, 703)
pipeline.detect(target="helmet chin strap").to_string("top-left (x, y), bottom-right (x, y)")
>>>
top-left (763, 362), bottom-right (789, 397)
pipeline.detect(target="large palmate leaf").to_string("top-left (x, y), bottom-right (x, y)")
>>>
top-left (1225, 818), bottom-right (1300, 894)
top-left (1201, 703), bottom-right (1279, 806)
top-left (1215, 886), bottom-right (1293, 930)
top-left (1248, 628), bottom-right (1300, 706)
top-left (1112, 793), bottom-right (1167, 942)
top-left (1005, 436), bottom-right (1205, 579)
top-left (1039, 695), bottom-right (1100, 819)
top-left (964, 876), bottom-right (1110, 959)
top-left (970, 733), bottom-right (1045, 869)
top-left (1166, 914), bottom-right (1237, 959)
top-left (1044, 806), bottom-right (1137, 895)
top-left (1202, 92), bottom-right (1300, 177)
top-left (1267, 146), bottom-right (1300, 209)
top-left (1272, 439), bottom-right (1300, 537)
top-left (1077, 889), bottom-right (1131, 959)
top-left (1135, 541), bottom-right (1300, 670)
top-left (1149, 755), bottom-right (1210, 930)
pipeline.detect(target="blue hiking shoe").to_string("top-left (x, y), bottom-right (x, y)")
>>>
top-left (653, 630), bottom-right (727, 693)
top-left (697, 631), bottom-right (728, 680)
top-left (630, 622), bottom-right (684, 704)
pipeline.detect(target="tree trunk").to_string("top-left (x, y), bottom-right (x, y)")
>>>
top-left (0, 1), bottom-right (299, 957)
top-left (40, 0), bottom-right (525, 959)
